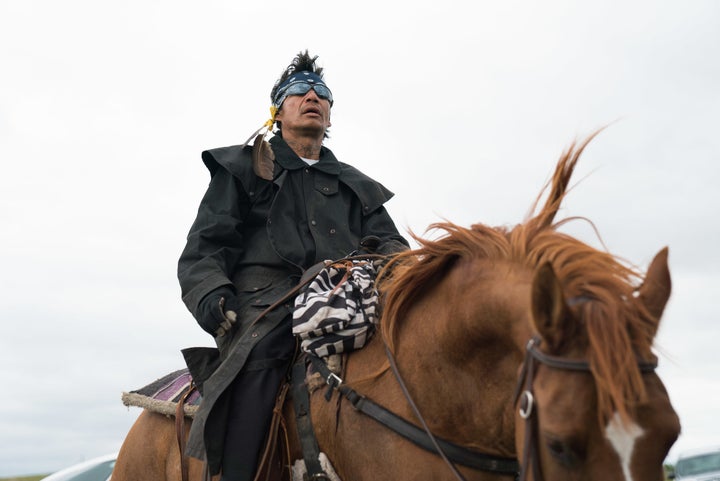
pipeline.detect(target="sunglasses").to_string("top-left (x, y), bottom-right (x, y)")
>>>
top-left (276, 81), bottom-right (334, 106)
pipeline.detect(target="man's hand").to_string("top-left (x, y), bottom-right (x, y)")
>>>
top-left (198, 286), bottom-right (242, 337)
top-left (358, 235), bottom-right (381, 254)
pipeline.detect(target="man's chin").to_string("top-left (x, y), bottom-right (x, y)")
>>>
top-left (294, 123), bottom-right (326, 137)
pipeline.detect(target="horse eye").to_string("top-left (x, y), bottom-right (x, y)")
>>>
top-left (545, 437), bottom-right (583, 468)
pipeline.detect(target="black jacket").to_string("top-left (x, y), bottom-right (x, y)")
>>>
top-left (178, 134), bottom-right (408, 463)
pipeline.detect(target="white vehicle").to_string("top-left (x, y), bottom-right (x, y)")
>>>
top-left (40, 453), bottom-right (116, 481)
top-left (672, 447), bottom-right (720, 481)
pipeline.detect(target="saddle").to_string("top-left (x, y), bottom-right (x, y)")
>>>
top-left (121, 360), bottom-right (340, 481)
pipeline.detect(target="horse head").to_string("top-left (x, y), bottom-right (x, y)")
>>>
top-left (510, 138), bottom-right (681, 480)
top-left (514, 249), bottom-right (680, 480)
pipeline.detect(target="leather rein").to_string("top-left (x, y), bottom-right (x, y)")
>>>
top-left (513, 336), bottom-right (658, 481)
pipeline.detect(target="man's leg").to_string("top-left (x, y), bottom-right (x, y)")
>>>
top-left (220, 320), bottom-right (295, 481)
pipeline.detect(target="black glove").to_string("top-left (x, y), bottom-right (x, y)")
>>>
top-left (197, 286), bottom-right (242, 336)
top-left (358, 235), bottom-right (381, 254)
top-left (359, 235), bottom-right (408, 256)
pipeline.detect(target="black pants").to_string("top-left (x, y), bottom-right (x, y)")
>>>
top-left (220, 320), bottom-right (296, 481)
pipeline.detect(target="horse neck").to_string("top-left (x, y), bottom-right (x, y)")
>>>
top-left (386, 257), bottom-right (534, 456)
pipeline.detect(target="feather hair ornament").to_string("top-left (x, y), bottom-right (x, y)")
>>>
top-left (239, 106), bottom-right (277, 181)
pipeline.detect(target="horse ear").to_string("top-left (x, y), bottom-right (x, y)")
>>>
top-left (531, 262), bottom-right (571, 353)
top-left (637, 247), bottom-right (672, 335)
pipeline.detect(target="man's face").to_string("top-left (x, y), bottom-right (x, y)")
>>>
top-left (275, 87), bottom-right (332, 139)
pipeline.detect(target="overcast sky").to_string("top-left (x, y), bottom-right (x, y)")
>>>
top-left (1, 0), bottom-right (718, 476)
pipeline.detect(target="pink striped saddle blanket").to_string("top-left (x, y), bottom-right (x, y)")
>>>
top-left (121, 369), bottom-right (201, 418)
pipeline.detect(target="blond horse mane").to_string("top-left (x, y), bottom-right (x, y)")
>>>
top-left (379, 133), bottom-right (659, 427)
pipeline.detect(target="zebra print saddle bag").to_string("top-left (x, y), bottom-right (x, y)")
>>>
top-left (292, 259), bottom-right (379, 357)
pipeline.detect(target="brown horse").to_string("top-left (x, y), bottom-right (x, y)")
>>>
top-left (113, 135), bottom-right (679, 481)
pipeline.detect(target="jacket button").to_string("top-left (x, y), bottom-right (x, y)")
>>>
top-left (322, 187), bottom-right (329, 192)
top-left (311, 220), bottom-right (317, 226)
top-left (251, 332), bottom-right (258, 338)
top-left (329, 228), bottom-right (336, 234)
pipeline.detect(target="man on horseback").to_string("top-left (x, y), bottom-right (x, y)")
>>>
top-left (177, 50), bottom-right (408, 481)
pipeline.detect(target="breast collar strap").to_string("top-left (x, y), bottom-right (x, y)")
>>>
top-left (308, 354), bottom-right (520, 478)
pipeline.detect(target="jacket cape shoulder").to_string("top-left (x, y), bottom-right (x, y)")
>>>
top-left (201, 144), bottom-right (395, 214)
top-left (337, 161), bottom-right (395, 214)
top-left (201, 144), bottom-right (261, 196)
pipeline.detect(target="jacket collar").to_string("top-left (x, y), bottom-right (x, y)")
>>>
top-left (270, 135), bottom-right (340, 176)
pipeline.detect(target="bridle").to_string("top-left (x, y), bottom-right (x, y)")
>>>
top-left (513, 336), bottom-right (658, 481)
